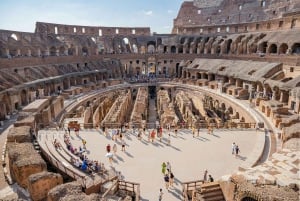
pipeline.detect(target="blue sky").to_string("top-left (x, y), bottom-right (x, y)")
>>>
top-left (0, 0), bottom-right (188, 34)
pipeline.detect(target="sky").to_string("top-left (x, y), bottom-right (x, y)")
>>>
top-left (0, 0), bottom-right (189, 34)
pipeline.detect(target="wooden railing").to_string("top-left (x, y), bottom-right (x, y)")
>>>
top-left (118, 180), bottom-right (140, 201)
top-left (182, 180), bottom-right (204, 201)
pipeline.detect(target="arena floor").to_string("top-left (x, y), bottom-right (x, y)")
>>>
top-left (63, 128), bottom-right (262, 200)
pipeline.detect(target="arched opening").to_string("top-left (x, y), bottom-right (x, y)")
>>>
top-left (197, 72), bottom-right (201, 79)
top-left (132, 44), bottom-right (138, 53)
top-left (10, 33), bottom-right (18, 41)
top-left (241, 197), bottom-right (257, 201)
top-left (68, 45), bottom-right (76, 55)
top-left (178, 45), bottom-right (183, 53)
top-left (226, 39), bottom-right (233, 54)
top-left (20, 89), bottom-right (27, 106)
top-left (171, 46), bottom-right (176, 53)
top-left (187, 72), bottom-right (191, 78)
top-left (122, 38), bottom-right (131, 53)
top-left (136, 67), bottom-right (141, 76)
top-left (183, 71), bottom-right (187, 78)
top-left (268, 44), bottom-right (277, 54)
top-left (59, 46), bottom-right (65, 56)
top-left (49, 46), bottom-right (57, 56)
top-left (163, 67), bottom-right (168, 76)
top-left (291, 43), bottom-right (300, 54)
top-left (147, 41), bottom-right (156, 53)
top-left (258, 42), bottom-right (268, 53)
top-left (279, 43), bottom-right (288, 54)
top-left (82, 47), bottom-right (88, 55)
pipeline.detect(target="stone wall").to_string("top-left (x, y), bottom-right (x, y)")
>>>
top-left (7, 126), bottom-right (32, 143)
top-left (28, 171), bottom-right (63, 201)
top-left (7, 142), bottom-right (47, 188)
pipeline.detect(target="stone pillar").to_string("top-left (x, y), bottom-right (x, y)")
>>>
top-left (5, 48), bottom-right (9, 57)
top-left (17, 49), bottom-right (21, 56)
top-left (30, 91), bottom-right (36, 102)
top-left (272, 92), bottom-right (276, 100)
top-left (38, 88), bottom-right (44, 98)
top-left (27, 49), bottom-right (31, 56)
top-left (263, 87), bottom-right (267, 97)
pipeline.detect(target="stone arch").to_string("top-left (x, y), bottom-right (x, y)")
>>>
top-left (221, 103), bottom-right (226, 111)
top-left (227, 106), bottom-right (233, 115)
top-left (258, 42), bottom-right (268, 53)
top-left (0, 94), bottom-right (12, 120)
top-left (291, 43), bottom-right (300, 54)
top-left (268, 44), bottom-right (277, 54)
top-left (147, 41), bottom-right (156, 53)
top-left (59, 46), bottom-right (66, 55)
top-left (296, 82), bottom-right (300, 87)
top-left (68, 44), bottom-right (76, 55)
top-left (82, 46), bottom-right (88, 55)
top-left (171, 46), bottom-right (176, 53)
top-left (235, 112), bottom-right (240, 119)
top-left (240, 197), bottom-right (257, 201)
top-left (123, 37), bottom-right (131, 53)
top-left (279, 43), bottom-right (288, 54)
top-left (183, 71), bottom-right (187, 78)
top-left (187, 72), bottom-right (191, 78)
top-left (196, 72), bottom-right (201, 79)
top-left (10, 33), bottom-right (19, 41)
top-left (49, 46), bottom-right (57, 56)
top-left (20, 89), bottom-right (27, 106)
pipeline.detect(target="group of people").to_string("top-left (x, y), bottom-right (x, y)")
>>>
top-left (62, 131), bottom-right (104, 174)
top-left (203, 169), bottom-right (214, 183)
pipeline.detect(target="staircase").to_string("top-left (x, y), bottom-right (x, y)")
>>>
top-left (195, 182), bottom-right (225, 201)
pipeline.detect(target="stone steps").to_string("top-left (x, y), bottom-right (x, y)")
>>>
top-left (198, 182), bottom-right (225, 201)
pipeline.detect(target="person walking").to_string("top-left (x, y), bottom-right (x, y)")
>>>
top-left (167, 134), bottom-right (171, 145)
top-left (169, 172), bottom-right (174, 187)
top-left (235, 145), bottom-right (240, 158)
top-left (203, 170), bottom-right (208, 182)
top-left (159, 188), bottom-right (163, 201)
top-left (113, 143), bottom-right (117, 154)
top-left (164, 174), bottom-right (170, 190)
top-left (162, 162), bottom-right (167, 175)
top-left (232, 142), bottom-right (236, 155)
top-left (166, 162), bottom-right (171, 173)
top-left (121, 140), bottom-right (126, 151)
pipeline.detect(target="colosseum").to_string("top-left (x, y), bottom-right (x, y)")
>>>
top-left (0, 0), bottom-right (299, 200)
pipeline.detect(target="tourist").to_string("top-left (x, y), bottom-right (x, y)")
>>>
top-left (174, 128), bottom-right (178, 137)
top-left (169, 172), bottom-right (174, 187)
top-left (82, 139), bottom-right (86, 149)
top-left (208, 174), bottom-right (214, 182)
top-left (167, 134), bottom-right (171, 145)
top-left (151, 129), bottom-right (156, 142)
top-left (121, 140), bottom-right (126, 151)
top-left (113, 144), bottom-right (117, 154)
top-left (137, 130), bottom-right (142, 140)
top-left (235, 145), bottom-right (240, 158)
top-left (197, 127), bottom-right (200, 137)
top-left (203, 170), bottom-right (208, 182)
top-left (164, 174), bottom-right (170, 190)
top-left (162, 162), bottom-right (167, 175)
top-left (106, 144), bottom-right (111, 153)
top-left (159, 188), bottom-right (163, 201)
top-left (192, 127), bottom-right (195, 137)
top-left (68, 127), bottom-right (71, 135)
top-left (166, 162), bottom-right (171, 173)
top-left (232, 142), bottom-right (236, 155)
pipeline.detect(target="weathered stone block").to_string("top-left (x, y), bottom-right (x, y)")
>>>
top-left (28, 172), bottom-right (63, 201)
top-left (7, 126), bottom-right (31, 143)
top-left (8, 143), bottom-right (47, 188)
top-left (47, 181), bottom-right (83, 201)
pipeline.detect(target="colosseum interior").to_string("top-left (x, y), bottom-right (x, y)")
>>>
top-left (0, 0), bottom-right (299, 200)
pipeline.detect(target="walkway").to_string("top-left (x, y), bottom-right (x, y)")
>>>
top-left (147, 98), bottom-right (157, 129)
top-left (52, 128), bottom-right (262, 201)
